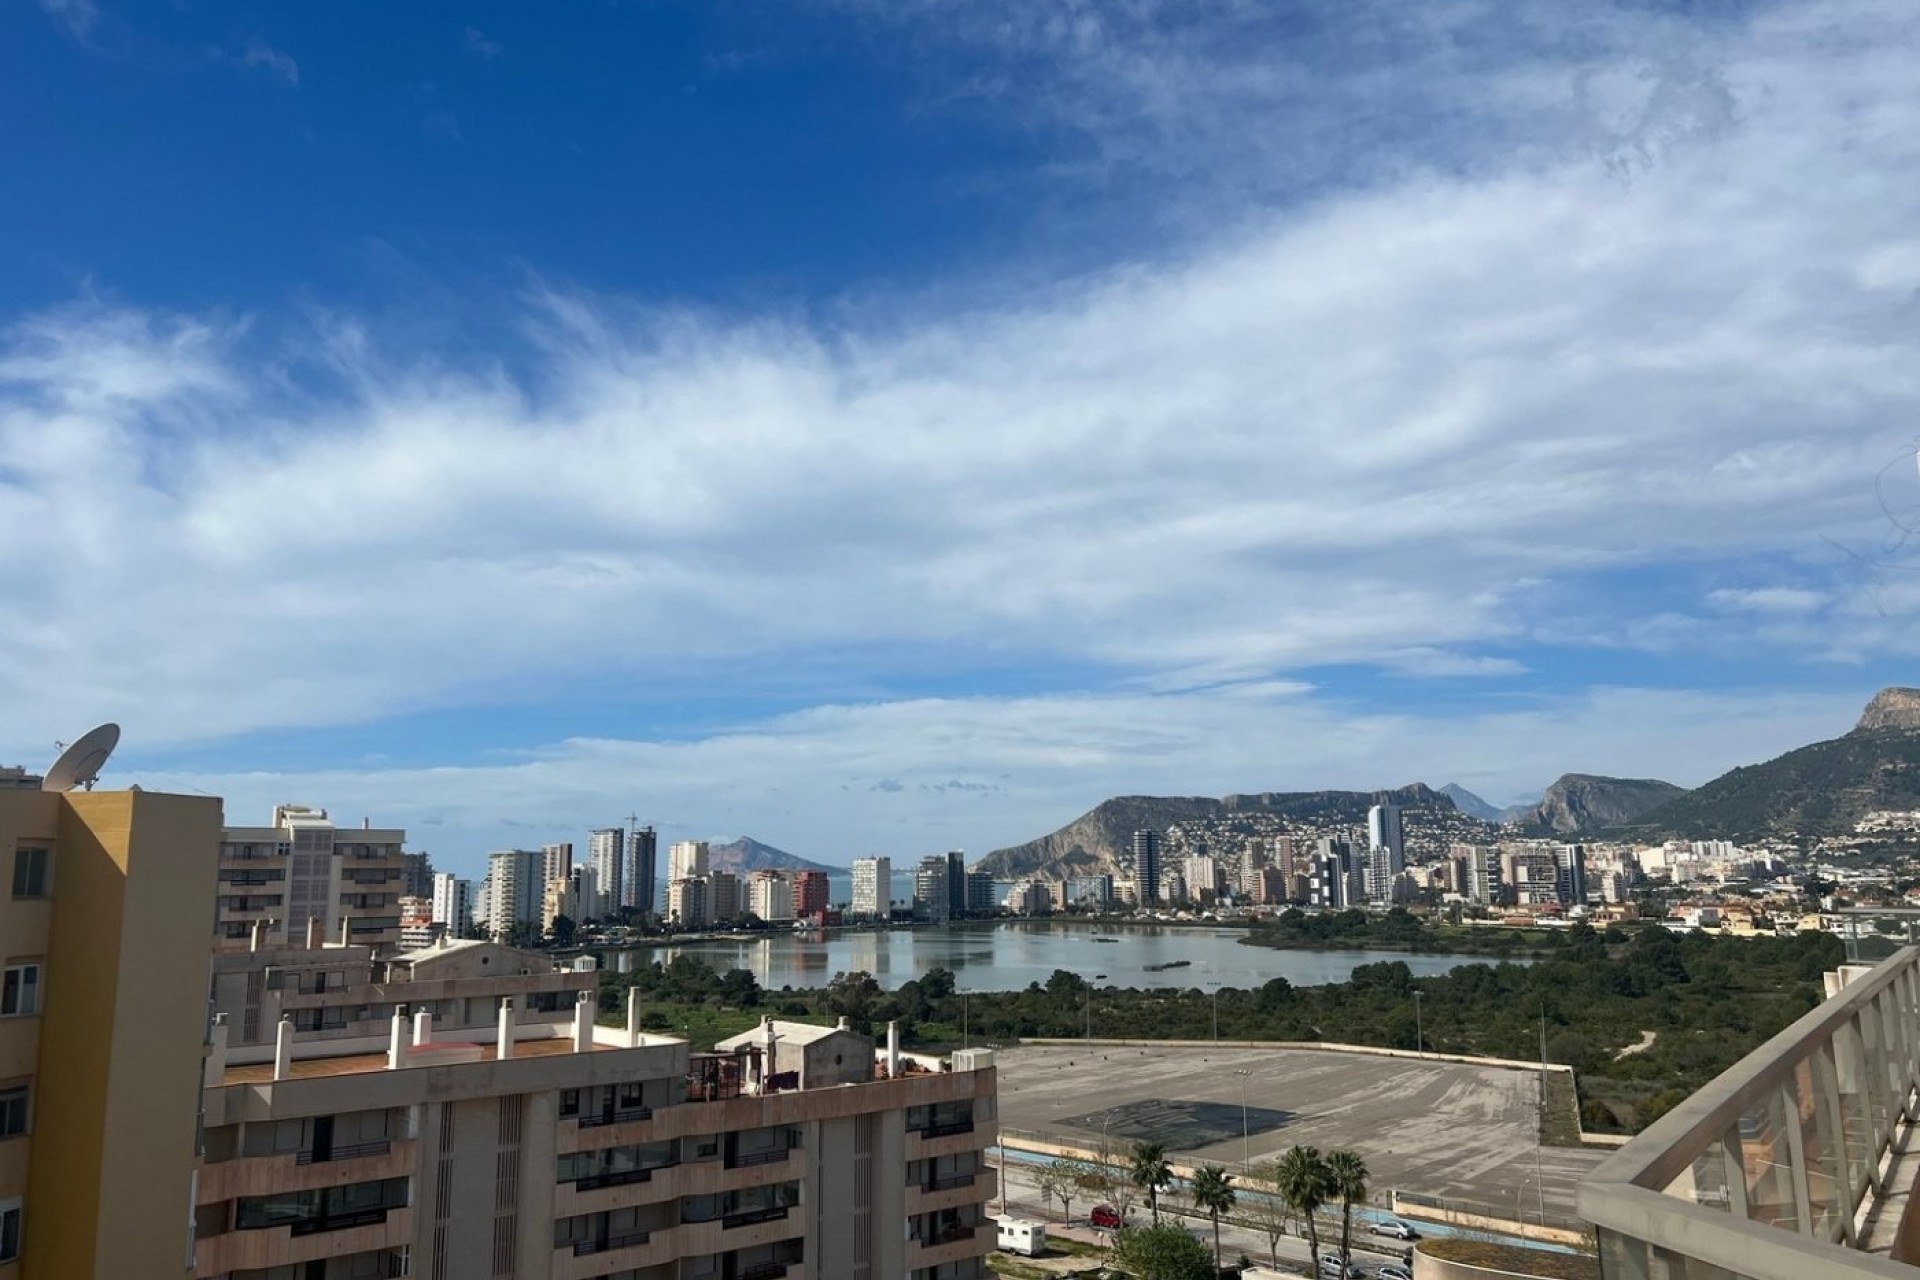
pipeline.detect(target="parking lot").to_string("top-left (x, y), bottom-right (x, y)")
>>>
top-left (993, 1042), bottom-right (1608, 1225)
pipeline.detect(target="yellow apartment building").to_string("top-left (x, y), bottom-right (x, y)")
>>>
top-left (0, 783), bottom-right (223, 1280)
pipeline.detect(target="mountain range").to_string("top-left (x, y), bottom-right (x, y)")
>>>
top-left (704, 837), bottom-right (834, 875)
top-left (970, 687), bottom-right (1920, 879)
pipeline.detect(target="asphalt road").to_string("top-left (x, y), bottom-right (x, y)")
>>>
top-left (994, 1042), bottom-right (1607, 1226)
top-left (991, 1152), bottom-right (1414, 1278)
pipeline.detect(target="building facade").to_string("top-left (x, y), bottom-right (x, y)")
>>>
top-left (430, 873), bottom-right (474, 938)
top-left (193, 945), bottom-right (999, 1280)
top-left (215, 806), bottom-right (411, 953)
top-left (626, 825), bottom-right (658, 916)
top-left (792, 870), bottom-right (829, 921)
top-left (668, 841), bottom-right (709, 884)
top-left (913, 857), bottom-right (951, 925)
top-left (850, 857), bottom-right (891, 920)
top-left (586, 828), bottom-right (624, 921)
top-left (0, 785), bottom-right (223, 1279)
top-left (488, 848), bottom-right (545, 941)
top-left (1129, 831), bottom-right (1161, 906)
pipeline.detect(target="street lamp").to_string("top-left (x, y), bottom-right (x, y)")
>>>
top-left (1412, 990), bottom-right (1423, 1054)
top-left (1233, 1068), bottom-right (1253, 1169)
top-left (1209, 982), bottom-right (1222, 1043)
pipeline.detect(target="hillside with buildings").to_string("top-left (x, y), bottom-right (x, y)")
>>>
top-left (976, 784), bottom-right (1483, 883)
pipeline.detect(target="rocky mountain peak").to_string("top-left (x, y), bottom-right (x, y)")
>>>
top-left (1856, 687), bottom-right (1920, 733)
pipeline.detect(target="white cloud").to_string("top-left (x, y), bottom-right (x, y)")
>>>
top-left (3, 1), bottom-right (1919, 857)
top-left (1706, 587), bottom-right (1830, 614)
top-left (240, 36), bottom-right (300, 86)
top-left (464, 27), bottom-right (502, 60)
top-left (37, 0), bottom-right (99, 40)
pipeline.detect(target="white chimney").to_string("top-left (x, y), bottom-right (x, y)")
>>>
top-left (413, 1008), bottom-right (432, 1048)
top-left (204, 1014), bottom-right (230, 1088)
top-left (497, 997), bottom-right (515, 1061)
top-left (386, 1007), bottom-right (407, 1070)
top-left (573, 991), bottom-right (592, 1053)
top-left (272, 1016), bottom-right (294, 1081)
top-left (887, 1019), bottom-right (900, 1078)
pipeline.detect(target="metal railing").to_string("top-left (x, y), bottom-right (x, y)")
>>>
top-left (1579, 947), bottom-right (1920, 1279)
top-left (287, 1207), bottom-right (391, 1237)
top-left (728, 1148), bottom-right (792, 1169)
top-left (577, 1106), bottom-right (653, 1129)
top-left (573, 1228), bottom-right (651, 1256)
top-left (722, 1206), bottom-right (791, 1230)
top-left (923, 1170), bottom-right (979, 1192)
top-left (737, 1263), bottom-right (791, 1280)
top-left (574, 1167), bottom-right (654, 1192)
top-left (916, 1119), bottom-right (975, 1139)
top-left (295, 1139), bottom-right (392, 1166)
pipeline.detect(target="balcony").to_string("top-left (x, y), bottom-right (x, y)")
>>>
top-left (908, 1221), bottom-right (994, 1269)
top-left (739, 1262), bottom-right (791, 1280)
top-left (195, 1206), bottom-right (414, 1275)
top-left (918, 1120), bottom-right (974, 1139)
top-left (727, 1147), bottom-right (793, 1169)
top-left (1579, 948), bottom-right (1920, 1279)
top-left (295, 1139), bottom-right (392, 1166)
top-left (723, 1206), bottom-right (791, 1230)
top-left (572, 1228), bottom-right (651, 1256)
top-left (576, 1105), bottom-right (653, 1129)
top-left (925, 1170), bottom-right (978, 1192)
top-left (574, 1167), bottom-right (653, 1192)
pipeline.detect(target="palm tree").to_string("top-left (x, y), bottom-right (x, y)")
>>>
top-left (1326, 1149), bottom-right (1370, 1267)
top-left (1273, 1145), bottom-right (1331, 1266)
top-left (1129, 1141), bottom-right (1174, 1226)
top-left (1189, 1164), bottom-right (1237, 1272)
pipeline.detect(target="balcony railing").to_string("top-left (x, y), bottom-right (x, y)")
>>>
top-left (722, 1206), bottom-right (790, 1230)
top-left (288, 1207), bottom-right (392, 1237)
top-left (923, 1170), bottom-right (977, 1192)
top-left (915, 1119), bottom-right (974, 1139)
top-left (577, 1106), bottom-right (652, 1129)
top-left (738, 1263), bottom-right (790, 1280)
top-left (1579, 947), bottom-right (1920, 1280)
top-left (574, 1168), bottom-right (654, 1192)
top-left (295, 1139), bottom-right (392, 1166)
top-left (573, 1229), bottom-right (651, 1256)
top-left (922, 1221), bottom-right (978, 1246)
top-left (728, 1147), bottom-right (792, 1168)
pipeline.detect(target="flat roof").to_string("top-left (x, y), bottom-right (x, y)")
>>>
top-left (222, 1036), bottom-right (617, 1085)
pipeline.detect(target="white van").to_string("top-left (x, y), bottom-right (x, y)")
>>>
top-left (995, 1217), bottom-right (1047, 1257)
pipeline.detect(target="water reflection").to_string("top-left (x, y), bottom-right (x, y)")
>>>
top-left (596, 922), bottom-right (1504, 992)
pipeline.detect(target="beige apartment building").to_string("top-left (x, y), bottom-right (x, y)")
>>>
top-left (0, 783), bottom-right (224, 1280)
top-left (193, 940), bottom-right (998, 1280)
top-left (216, 806), bottom-right (411, 953)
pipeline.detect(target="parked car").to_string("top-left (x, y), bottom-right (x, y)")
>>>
top-left (1378, 1265), bottom-right (1414, 1280)
top-left (1317, 1257), bottom-right (1367, 1280)
top-left (1369, 1218), bottom-right (1420, 1240)
top-left (1090, 1204), bottom-right (1124, 1229)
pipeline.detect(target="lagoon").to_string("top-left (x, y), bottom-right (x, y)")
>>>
top-left (601, 921), bottom-right (1506, 992)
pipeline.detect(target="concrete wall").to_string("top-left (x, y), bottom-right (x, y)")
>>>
top-left (28, 790), bottom-right (222, 1280)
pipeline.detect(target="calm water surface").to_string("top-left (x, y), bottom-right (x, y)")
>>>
top-left (603, 921), bottom-right (1506, 992)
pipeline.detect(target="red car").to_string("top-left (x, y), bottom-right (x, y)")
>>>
top-left (1090, 1205), bottom-right (1123, 1229)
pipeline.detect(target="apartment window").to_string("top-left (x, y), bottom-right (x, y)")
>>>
top-left (10, 848), bottom-right (47, 899)
top-left (1, 965), bottom-right (39, 1017)
top-left (0, 1199), bottom-right (18, 1263)
top-left (0, 1086), bottom-right (26, 1139)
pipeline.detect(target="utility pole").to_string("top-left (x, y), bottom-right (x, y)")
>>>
top-left (1413, 990), bottom-right (1423, 1053)
top-left (1536, 1004), bottom-right (1549, 1225)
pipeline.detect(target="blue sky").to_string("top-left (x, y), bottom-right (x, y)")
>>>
top-left (4, 0), bottom-right (1920, 875)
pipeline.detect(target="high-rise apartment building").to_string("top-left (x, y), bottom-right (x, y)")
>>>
top-left (627, 823), bottom-right (658, 916)
top-left (708, 870), bottom-right (741, 922)
top-left (587, 827), bottom-right (625, 919)
top-left (1556, 843), bottom-right (1589, 905)
top-left (851, 856), bottom-right (891, 919)
top-left (669, 877), bottom-right (709, 930)
top-left (216, 805), bottom-right (410, 952)
top-left (488, 847), bottom-right (545, 940)
top-left (1366, 803), bottom-right (1406, 903)
top-left (668, 839), bottom-right (710, 883)
top-left (0, 784), bottom-right (223, 1278)
top-left (750, 870), bottom-right (794, 922)
top-left (542, 841), bottom-right (574, 888)
top-left (1186, 854), bottom-right (1221, 904)
top-left (401, 849), bottom-right (435, 898)
top-left (431, 871), bottom-right (475, 937)
top-left (913, 856), bottom-right (952, 924)
top-left (1454, 844), bottom-right (1503, 905)
top-left (194, 939), bottom-right (1000, 1279)
top-left (965, 870), bottom-right (997, 916)
top-left (946, 850), bottom-right (967, 919)
top-left (794, 869), bottom-right (830, 920)
top-left (1308, 838), bottom-right (1358, 909)
top-left (1129, 830), bottom-right (1162, 906)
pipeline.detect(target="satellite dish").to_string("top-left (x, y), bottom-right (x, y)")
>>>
top-left (44, 723), bottom-right (120, 793)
